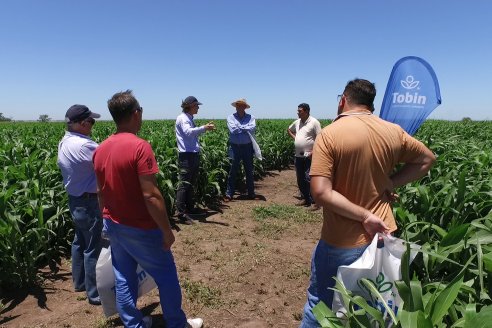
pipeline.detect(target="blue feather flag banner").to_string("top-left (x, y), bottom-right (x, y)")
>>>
top-left (380, 56), bottom-right (442, 135)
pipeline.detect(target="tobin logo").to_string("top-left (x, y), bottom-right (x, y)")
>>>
top-left (357, 272), bottom-right (393, 294)
top-left (401, 76), bottom-right (420, 89)
top-left (392, 75), bottom-right (427, 106)
top-left (357, 273), bottom-right (399, 315)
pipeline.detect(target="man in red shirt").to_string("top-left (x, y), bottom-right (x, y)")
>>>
top-left (93, 90), bottom-right (203, 328)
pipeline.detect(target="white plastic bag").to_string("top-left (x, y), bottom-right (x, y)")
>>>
top-left (227, 145), bottom-right (234, 160)
top-left (247, 131), bottom-right (262, 160)
top-left (96, 246), bottom-right (157, 317)
top-left (332, 234), bottom-right (418, 323)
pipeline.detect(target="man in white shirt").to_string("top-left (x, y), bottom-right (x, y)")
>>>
top-left (57, 104), bottom-right (102, 305)
top-left (287, 103), bottom-right (322, 208)
top-left (175, 96), bottom-right (215, 224)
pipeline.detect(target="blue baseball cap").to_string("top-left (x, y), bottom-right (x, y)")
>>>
top-left (182, 96), bottom-right (202, 107)
top-left (65, 105), bottom-right (101, 123)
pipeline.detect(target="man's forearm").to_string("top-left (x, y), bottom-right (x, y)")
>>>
top-left (391, 161), bottom-right (434, 189)
top-left (144, 195), bottom-right (173, 233)
top-left (96, 183), bottom-right (104, 216)
top-left (228, 122), bottom-right (243, 134)
top-left (312, 176), bottom-right (391, 236)
top-left (391, 149), bottom-right (436, 189)
top-left (316, 189), bottom-right (370, 223)
top-left (97, 194), bottom-right (104, 215)
top-left (328, 190), bottom-right (370, 222)
top-left (183, 125), bottom-right (206, 138)
top-left (287, 129), bottom-right (296, 140)
top-left (241, 123), bottom-right (256, 131)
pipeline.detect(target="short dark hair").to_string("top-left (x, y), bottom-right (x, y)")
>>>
top-left (343, 79), bottom-right (376, 112)
top-left (107, 90), bottom-right (140, 124)
top-left (298, 103), bottom-right (310, 113)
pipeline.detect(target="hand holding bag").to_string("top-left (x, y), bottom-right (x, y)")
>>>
top-left (332, 234), bottom-right (418, 323)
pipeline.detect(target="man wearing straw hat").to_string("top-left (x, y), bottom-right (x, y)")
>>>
top-left (224, 98), bottom-right (260, 201)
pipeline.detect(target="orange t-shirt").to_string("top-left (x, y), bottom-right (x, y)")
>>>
top-left (310, 110), bottom-right (429, 248)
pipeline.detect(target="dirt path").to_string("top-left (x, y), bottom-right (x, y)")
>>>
top-left (1, 169), bottom-right (323, 328)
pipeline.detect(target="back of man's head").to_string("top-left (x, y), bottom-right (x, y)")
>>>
top-left (108, 90), bottom-right (139, 124)
top-left (343, 79), bottom-right (376, 112)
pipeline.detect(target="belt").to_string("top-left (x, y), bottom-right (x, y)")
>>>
top-left (230, 142), bottom-right (252, 146)
top-left (75, 192), bottom-right (98, 198)
top-left (179, 152), bottom-right (200, 155)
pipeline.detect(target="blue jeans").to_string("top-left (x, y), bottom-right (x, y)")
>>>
top-left (226, 143), bottom-right (255, 197)
top-left (176, 152), bottom-right (200, 215)
top-left (300, 240), bottom-right (369, 328)
top-left (295, 156), bottom-right (313, 204)
top-left (104, 219), bottom-right (187, 328)
top-left (68, 194), bottom-right (103, 302)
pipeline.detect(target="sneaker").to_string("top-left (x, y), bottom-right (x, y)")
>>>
top-left (293, 193), bottom-right (304, 200)
top-left (188, 208), bottom-right (207, 216)
top-left (295, 200), bottom-right (311, 207)
top-left (247, 194), bottom-right (262, 200)
top-left (309, 204), bottom-right (321, 211)
top-left (187, 318), bottom-right (203, 328)
top-left (223, 195), bottom-right (233, 202)
top-left (179, 214), bottom-right (195, 225)
top-left (142, 315), bottom-right (152, 328)
top-left (88, 296), bottom-right (101, 305)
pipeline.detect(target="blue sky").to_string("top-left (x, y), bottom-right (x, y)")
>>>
top-left (1, 1), bottom-right (490, 121)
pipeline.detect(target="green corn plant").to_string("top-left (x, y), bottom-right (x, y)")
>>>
top-left (0, 119), bottom-right (299, 289)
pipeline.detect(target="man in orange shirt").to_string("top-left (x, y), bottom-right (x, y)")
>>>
top-left (300, 79), bottom-right (435, 327)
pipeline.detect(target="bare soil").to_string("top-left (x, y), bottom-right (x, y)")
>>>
top-left (1, 169), bottom-right (323, 328)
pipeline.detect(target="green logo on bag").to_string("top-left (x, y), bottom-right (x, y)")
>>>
top-left (357, 272), bottom-right (393, 294)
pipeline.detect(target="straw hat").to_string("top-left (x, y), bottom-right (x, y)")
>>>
top-left (231, 98), bottom-right (250, 109)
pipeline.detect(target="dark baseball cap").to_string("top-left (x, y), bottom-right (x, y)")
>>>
top-left (65, 105), bottom-right (101, 123)
top-left (182, 96), bottom-right (202, 106)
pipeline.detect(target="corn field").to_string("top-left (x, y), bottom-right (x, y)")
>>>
top-left (0, 119), bottom-right (295, 289)
top-left (1, 119), bottom-right (491, 327)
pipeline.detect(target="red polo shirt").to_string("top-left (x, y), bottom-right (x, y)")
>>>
top-left (93, 132), bottom-right (159, 229)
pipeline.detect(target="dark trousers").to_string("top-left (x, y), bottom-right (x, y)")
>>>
top-left (176, 152), bottom-right (200, 215)
top-left (295, 156), bottom-right (313, 204)
top-left (226, 143), bottom-right (255, 197)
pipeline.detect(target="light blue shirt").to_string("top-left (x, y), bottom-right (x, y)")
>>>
top-left (227, 112), bottom-right (256, 145)
top-left (175, 112), bottom-right (206, 152)
top-left (57, 131), bottom-right (98, 196)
